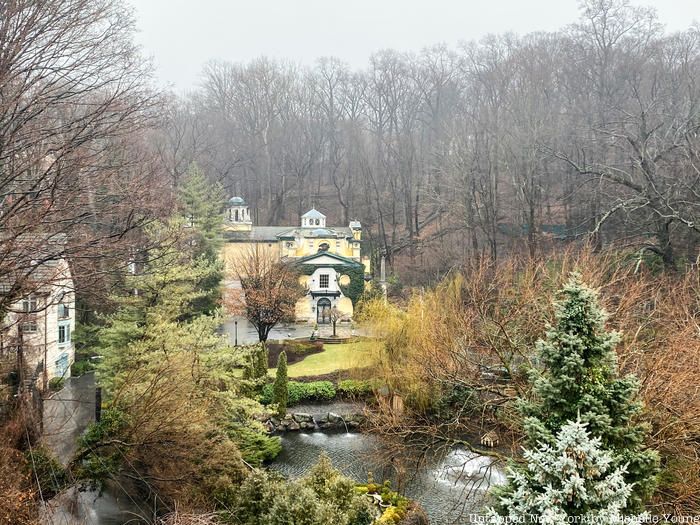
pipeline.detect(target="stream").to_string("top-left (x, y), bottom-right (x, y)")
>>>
top-left (269, 402), bottom-right (505, 525)
top-left (40, 378), bottom-right (503, 525)
top-left (41, 373), bottom-right (151, 524)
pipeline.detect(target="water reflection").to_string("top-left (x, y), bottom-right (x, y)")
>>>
top-left (270, 425), bottom-right (504, 525)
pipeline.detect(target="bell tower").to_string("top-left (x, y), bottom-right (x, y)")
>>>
top-left (226, 196), bottom-right (252, 231)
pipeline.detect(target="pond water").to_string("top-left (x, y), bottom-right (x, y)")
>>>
top-left (43, 377), bottom-right (503, 524)
top-left (270, 403), bottom-right (506, 525)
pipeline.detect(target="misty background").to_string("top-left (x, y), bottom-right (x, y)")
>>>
top-left (130, 0), bottom-right (698, 91)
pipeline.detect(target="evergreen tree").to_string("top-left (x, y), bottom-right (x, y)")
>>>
top-left (272, 351), bottom-right (288, 416)
top-left (254, 345), bottom-right (269, 379)
top-left (242, 344), bottom-right (268, 389)
top-left (489, 420), bottom-right (645, 524)
top-left (505, 273), bottom-right (658, 511)
top-left (179, 164), bottom-right (224, 259)
top-left (179, 164), bottom-right (225, 315)
top-left (83, 221), bottom-right (280, 493)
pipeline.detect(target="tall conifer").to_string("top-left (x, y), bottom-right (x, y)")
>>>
top-left (497, 274), bottom-right (658, 512)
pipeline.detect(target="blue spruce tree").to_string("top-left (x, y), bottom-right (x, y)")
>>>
top-left (496, 273), bottom-right (658, 513)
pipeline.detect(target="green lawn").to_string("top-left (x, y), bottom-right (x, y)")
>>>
top-left (270, 339), bottom-right (380, 378)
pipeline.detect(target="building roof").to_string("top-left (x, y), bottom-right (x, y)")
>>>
top-left (223, 226), bottom-right (292, 242)
top-left (301, 208), bottom-right (325, 219)
top-left (293, 251), bottom-right (363, 267)
top-left (224, 226), bottom-right (354, 242)
top-left (228, 196), bottom-right (246, 206)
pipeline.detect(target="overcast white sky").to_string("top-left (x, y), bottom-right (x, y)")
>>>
top-left (129, 0), bottom-right (699, 93)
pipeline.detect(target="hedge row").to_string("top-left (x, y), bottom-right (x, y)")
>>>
top-left (261, 381), bottom-right (336, 405)
top-left (261, 379), bottom-right (378, 406)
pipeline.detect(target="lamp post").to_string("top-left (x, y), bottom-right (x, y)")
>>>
top-left (234, 320), bottom-right (238, 346)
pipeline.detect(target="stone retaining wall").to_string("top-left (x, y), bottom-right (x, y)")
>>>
top-left (266, 411), bottom-right (366, 432)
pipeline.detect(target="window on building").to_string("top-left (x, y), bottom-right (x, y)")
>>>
top-left (22, 294), bottom-right (37, 313)
top-left (319, 274), bottom-right (329, 288)
top-left (315, 219), bottom-right (320, 225)
top-left (58, 304), bottom-right (69, 319)
top-left (58, 323), bottom-right (71, 344)
top-left (21, 322), bottom-right (38, 333)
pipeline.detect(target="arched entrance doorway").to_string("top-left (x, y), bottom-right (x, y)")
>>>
top-left (317, 298), bottom-right (331, 324)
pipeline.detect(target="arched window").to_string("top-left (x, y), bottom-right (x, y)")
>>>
top-left (234, 209), bottom-right (239, 221)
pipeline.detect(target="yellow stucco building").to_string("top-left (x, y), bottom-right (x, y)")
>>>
top-left (222, 197), bottom-right (370, 324)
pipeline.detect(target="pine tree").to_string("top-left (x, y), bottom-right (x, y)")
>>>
top-left (489, 420), bottom-right (645, 524)
top-left (95, 223), bottom-right (223, 393)
top-left (510, 273), bottom-right (658, 511)
top-left (179, 164), bottom-right (224, 260)
top-left (272, 351), bottom-right (288, 416)
top-left (179, 164), bottom-right (225, 315)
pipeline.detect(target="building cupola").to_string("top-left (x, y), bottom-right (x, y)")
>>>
top-left (349, 219), bottom-right (362, 240)
top-left (226, 196), bottom-right (252, 231)
top-left (301, 208), bottom-right (326, 228)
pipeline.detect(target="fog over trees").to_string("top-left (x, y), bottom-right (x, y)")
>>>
top-left (155, 0), bottom-right (700, 281)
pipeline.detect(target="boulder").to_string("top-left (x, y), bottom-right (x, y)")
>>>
top-left (293, 412), bottom-right (314, 423)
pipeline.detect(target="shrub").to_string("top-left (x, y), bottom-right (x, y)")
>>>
top-left (48, 377), bottom-right (65, 391)
top-left (287, 341), bottom-right (322, 356)
top-left (229, 425), bottom-right (281, 466)
top-left (337, 379), bottom-right (376, 399)
top-left (71, 359), bottom-right (95, 377)
top-left (272, 352), bottom-right (288, 415)
top-left (261, 381), bottom-right (336, 406)
top-left (229, 455), bottom-right (374, 525)
top-left (357, 480), bottom-right (411, 525)
top-left (75, 409), bottom-right (131, 483)
top-left (24, 446), bottom-right (68, 499)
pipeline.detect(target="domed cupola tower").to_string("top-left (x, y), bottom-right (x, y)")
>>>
top-left (226, 196), bottom-right (252, 231)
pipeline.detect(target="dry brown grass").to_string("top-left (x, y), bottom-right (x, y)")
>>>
top-left (155, 510), bottom-right (223, 525)
top-left (0, 407), bottom-right (40, 525)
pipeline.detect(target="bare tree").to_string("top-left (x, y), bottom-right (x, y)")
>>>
top-left (0, 0), bottom-right (166, 315)
top-left (228, 247), bottom-right (305, 342)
